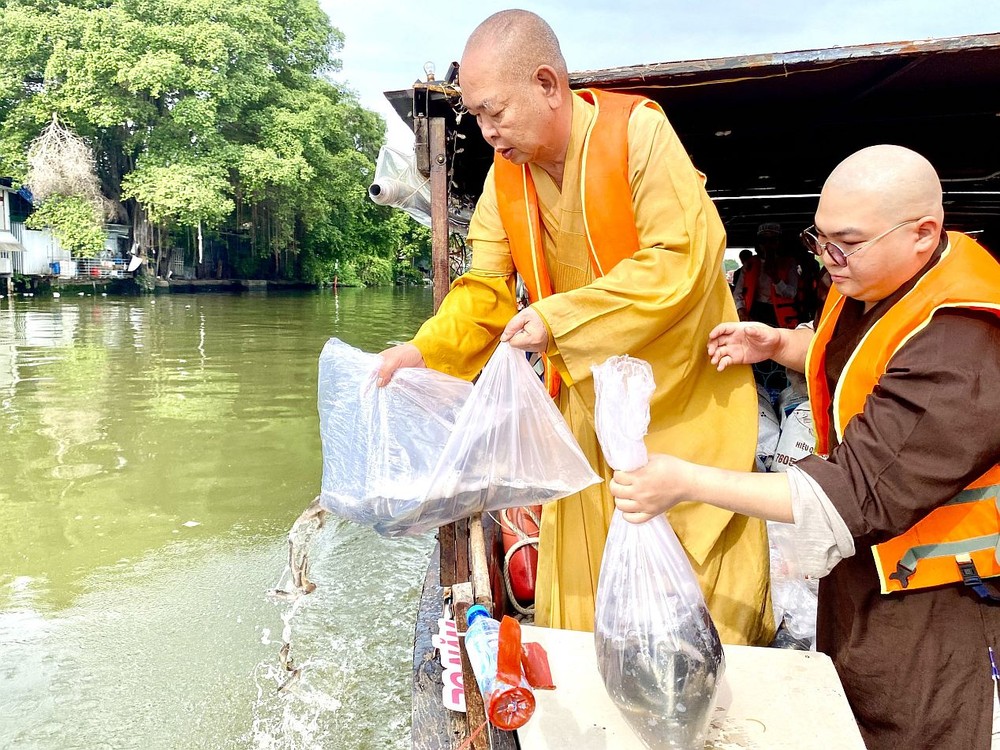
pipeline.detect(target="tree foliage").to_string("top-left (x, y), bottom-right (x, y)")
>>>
top-left (26, 194), bottom-right (106, 257)
top-left (0, 0), bottom-right (424, 284)
top-left (122, 163), bottom-right (233, 227)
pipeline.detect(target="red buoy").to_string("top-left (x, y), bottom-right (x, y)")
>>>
top-left (500, 505), bottom-right (541, 608)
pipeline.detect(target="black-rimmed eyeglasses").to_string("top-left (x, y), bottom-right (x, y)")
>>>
top-left (800, 219), bottom-right (921, 267)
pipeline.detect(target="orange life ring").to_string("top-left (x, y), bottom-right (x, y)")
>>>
top-left (500, 505), bottom-right (541, 610)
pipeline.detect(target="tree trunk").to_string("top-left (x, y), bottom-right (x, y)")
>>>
top-left (126, 199), bottom-right (154, 278)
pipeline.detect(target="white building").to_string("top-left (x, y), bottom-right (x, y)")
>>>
top-left (0, 184), bottom-right (27, 275)
top-left (0, 183), bottom-right (131, 278)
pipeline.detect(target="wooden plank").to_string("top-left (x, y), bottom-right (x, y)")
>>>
top-left (439, 518), bottom-right (471, 589)
top-left (412, 545), bottom-right (466, 750)
top-left (439, 522), bottom-right (458, 587)
top-left (468, 514), bottom-right (493, 609)
top-left (411, 545), bottom-right (519, 750)
top-left (454, 582), bottom-right (519, 750)
top-left (453, 582), bottom-right (489, 750)
top-left (479, 513), bottom-right (511, 619)
top-left (485, 717), bottom-right (519, 748)
top-left (429, 115), bottom-right (449, 310)
top-left (455, 517), bottom-right (470, 584)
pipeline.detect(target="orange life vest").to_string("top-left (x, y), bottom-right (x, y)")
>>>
top-left (806, 232), bottom-right (1000, 594)
top-left (493, 88), bottom-right (663, 396)
top-left (740, 256), bottom-right (762, 314)
top-left (770, 259), bottom-right (802, 329)
top-left (742, 255), bottom-right (800, 328)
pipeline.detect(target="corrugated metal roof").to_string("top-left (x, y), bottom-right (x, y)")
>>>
top-left (386, 32), bottom-right (1000, 249)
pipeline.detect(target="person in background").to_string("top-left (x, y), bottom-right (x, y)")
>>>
top-left (610, 144), bottom-right (1000, 750)
top-left (377, 9), bottom-right (772, 644)
top-left (730, 248), bottom-right (755, 296)
top-left (792, 241), bottom-right (823, 323)
top-left (735, 222), bottom-right (801, 327)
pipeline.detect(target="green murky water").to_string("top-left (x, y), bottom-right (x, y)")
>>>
top-left (0, 287), bottom-right (436, 749)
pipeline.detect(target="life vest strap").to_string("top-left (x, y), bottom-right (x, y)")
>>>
top-left (956, 554), bottom-right (1000, 603)
top-left (890, 533), bottom-right (1000, 588)
top-left (874, 484), bottom-right (1000, 594)
top-left (947, 484), bottom-right (1000, 505)
top-left (888, 543), bottom-right (1000, 602)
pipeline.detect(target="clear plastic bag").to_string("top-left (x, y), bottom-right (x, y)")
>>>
top-left (767, 520), bottom-right (819, 648)
top-left (318, 339), bottom-right (600, 537)
top-left (367, 145), bottom-right (473, 234)
top-left (592, 355), bottom-right (725, 750)
top-left (592, 356), bottom-right (655, 473)
top-left (756, 384), bottom-right (780, 472)
top-left (367, 145), bottom-right (432, 228)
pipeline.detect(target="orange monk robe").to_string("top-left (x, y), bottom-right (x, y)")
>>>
top-left (412, 94), bottom-right (773, 645)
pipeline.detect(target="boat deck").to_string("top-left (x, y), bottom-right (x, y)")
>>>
top-left (518, 625), bottom-right (865, 750)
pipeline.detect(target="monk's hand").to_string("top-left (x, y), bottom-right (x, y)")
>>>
top-left (376, 343), bottom-right (425, 387)
top-left (707, 321), bottom-right (781, 371)
top-left (609, 455), bottom-right (692, 524)
top-left (500, 307), bottom-right (549, 352)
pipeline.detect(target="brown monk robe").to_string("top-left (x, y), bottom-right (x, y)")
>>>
top-left (797, 239), bottom-right (1000, 750)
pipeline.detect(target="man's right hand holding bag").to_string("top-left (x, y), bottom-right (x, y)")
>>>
top-left (591, 355), bottom-right (725, 750)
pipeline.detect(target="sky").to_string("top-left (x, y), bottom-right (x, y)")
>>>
top-left (319, 0), bottom-right (1000, 150)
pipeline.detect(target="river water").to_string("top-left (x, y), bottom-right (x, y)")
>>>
top-left (0, 287), bottom-right (437, 749)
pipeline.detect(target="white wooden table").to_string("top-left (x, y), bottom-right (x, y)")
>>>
top-left (517, 625), bottom-right (867, 750)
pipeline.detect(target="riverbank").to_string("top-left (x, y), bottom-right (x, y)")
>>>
top-left (6, 276), bottom-right (328, 297)
top-left (149, 278), bottom-right (319, 294)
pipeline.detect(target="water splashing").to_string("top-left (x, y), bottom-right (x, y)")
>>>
top-left (249, 498), bottom-right (432, 749)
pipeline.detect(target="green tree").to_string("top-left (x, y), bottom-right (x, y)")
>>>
top-left (0, 0), bottom-right (399, 283)
top-left (25, 195), bottom-right (106, 257)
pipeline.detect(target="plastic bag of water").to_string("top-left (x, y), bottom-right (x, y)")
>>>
top-left (591, 355), bottom-right (725, 749)
top-left (317, 339), bottom-right (600, 536)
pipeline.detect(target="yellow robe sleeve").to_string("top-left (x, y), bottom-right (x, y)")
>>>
top-left (410, 168), bottom-right (518, 380)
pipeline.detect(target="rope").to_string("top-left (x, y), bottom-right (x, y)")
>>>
top-left (499, 507), bottom-right (541, 617)
top-left (456, 717), bottom-right (490, 750)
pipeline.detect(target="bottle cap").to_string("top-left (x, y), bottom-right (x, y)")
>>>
top-left (466, 604), bottom-right (491, 627)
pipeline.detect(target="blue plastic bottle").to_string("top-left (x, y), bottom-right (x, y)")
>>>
top-left (464, 604), bottom-right (536, 730)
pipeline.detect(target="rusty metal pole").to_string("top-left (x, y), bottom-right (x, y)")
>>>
top-left (429, 116), bottom-right (449, 311)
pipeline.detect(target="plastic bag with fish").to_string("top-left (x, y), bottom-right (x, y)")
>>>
top-left (318, 338), bottom-right (600, 536)
top-left (591, 355), bottom-right (725, 749)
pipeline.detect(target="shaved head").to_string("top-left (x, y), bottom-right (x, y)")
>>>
top-left (463, 9), bottom-right (568, 84)
top-left (458, 10), bottom-right (574, 179)
top-left (815, 145), bottom-right (946, 306)
top-left (823, 144), bottom-right (944, 225)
